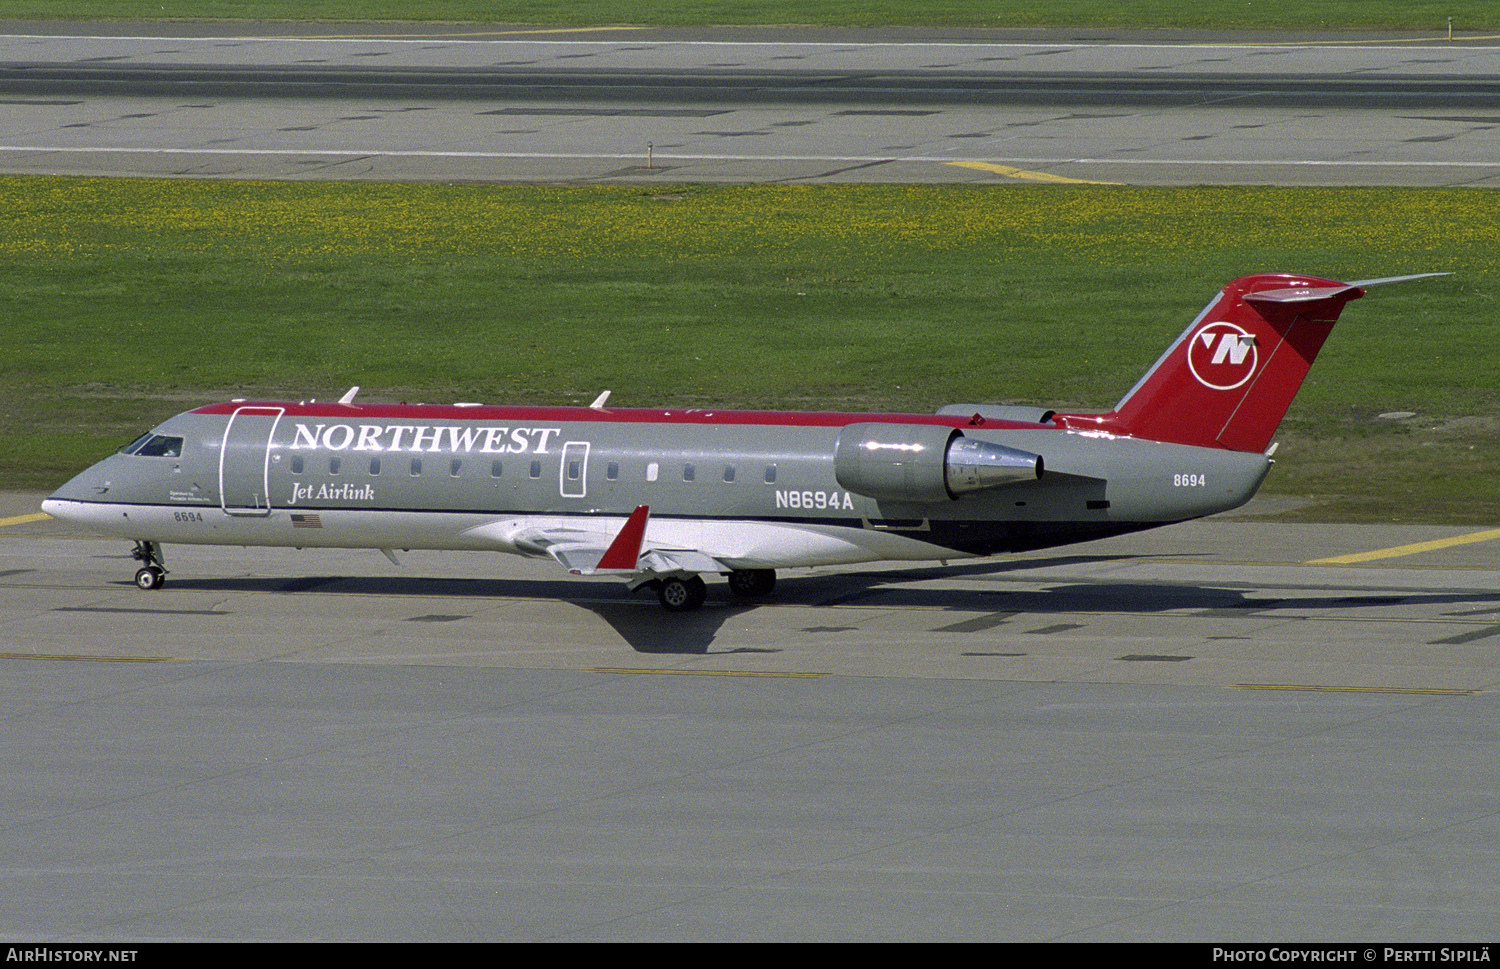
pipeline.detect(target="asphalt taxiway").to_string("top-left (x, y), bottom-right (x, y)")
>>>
top-left (4, 490), bottom-right (1500, 940)
top-left (6, 492), bottom-right (1500, 690)
top-left (2, 21), bottom-right (1500, 185)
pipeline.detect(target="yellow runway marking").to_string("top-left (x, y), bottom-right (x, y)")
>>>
top-left (0, 512), bottom-right (49, 528)
top-left (279, 27), bottom-right (648, 40)
top-left (585, 668), bottom-right (828, 678)
top-left (0, 652), bottom-right (181, 663)
top-left (1306, 527), bottom-right (1500, 565)
top-left (1232, 684), bottom-right (1479, 695)
top-left (945, 160), bottom-right (1119, 185)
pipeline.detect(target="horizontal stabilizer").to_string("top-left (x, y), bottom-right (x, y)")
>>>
top-left (1248, 273), bottom-right (1450, 304)
top-left (1346, 272), bottom-right (1452, 287)
top-left (1244, 284), bottom-right (1359, 304)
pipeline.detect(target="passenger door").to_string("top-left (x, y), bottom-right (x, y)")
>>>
top-left (219, 406), bottom-right (284, 515)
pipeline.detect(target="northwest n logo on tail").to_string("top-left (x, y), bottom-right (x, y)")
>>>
top-left (1066, 273), bottom-right (1448, 453)
top-left (1187, 322), bottom-right (1258, 391)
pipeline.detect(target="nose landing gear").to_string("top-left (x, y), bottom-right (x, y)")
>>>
top-left (131, 540), bottom-right (167, 590)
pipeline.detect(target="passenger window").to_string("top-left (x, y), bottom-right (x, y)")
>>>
top-left (329, 456), bottom-right (342, 475)
top-left (646, 462), bottom-right (659, 482)
top-left (491, 459), bottom-right (503, 478)
top-left (723, 465), bottom-right (736, 483)
top-left (410, 458), bottom-right (422, 476)
top-left (764, 464), bottom-right (777, 483)
top-left (369, 457), bottom-right (381, 476)
top-left (529, 460), bottom-right (541, 479)
top-left (683, 463), bottom-right (695, 482)
top-left (450, 459), bottom-right (463, 477)
top-left (291, 456), bottom-right (304, 474)
top-left (607, 462), bottom-right (619, 480)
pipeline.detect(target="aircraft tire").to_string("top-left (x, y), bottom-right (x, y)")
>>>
top-left (727, 568), bottom-right (776, 598)
top-left (658, 575), bottom-right (707, 612)
top-left (135, 567), bottom-right (166, 591)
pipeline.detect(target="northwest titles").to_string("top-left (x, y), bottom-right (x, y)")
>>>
top-left (290, 423), bottom-right (562, 455)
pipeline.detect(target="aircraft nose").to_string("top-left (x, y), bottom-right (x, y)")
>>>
top-left (40, 458), bottom-right (119, 526)
top-left (45, 461), bottom-right (113, 504)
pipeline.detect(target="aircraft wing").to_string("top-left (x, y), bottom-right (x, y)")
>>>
top-left (542, 541), bottom-right (624, 574)
top-left (490, 506), bottom-right (730, 578)
top-left (630, 547), bottom-right (729, 576)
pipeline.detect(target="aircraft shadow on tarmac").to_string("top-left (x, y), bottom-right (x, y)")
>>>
top-left (119, 552), bottom-right (1500, 656)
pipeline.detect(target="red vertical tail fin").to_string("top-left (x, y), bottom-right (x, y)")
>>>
top-left (1056, 274), bottom-right (1364, 453)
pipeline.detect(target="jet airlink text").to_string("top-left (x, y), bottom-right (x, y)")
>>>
top-left (289, 482), bottom-right (377, 504)
top-left (290, 422), bottom-right (562, 455)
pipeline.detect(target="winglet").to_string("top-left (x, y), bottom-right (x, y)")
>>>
top-left (595, 505), bottom-right (650, 571)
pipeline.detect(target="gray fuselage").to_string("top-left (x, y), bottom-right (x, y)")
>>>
top-left (45, 400), bottom-right (1273, 567)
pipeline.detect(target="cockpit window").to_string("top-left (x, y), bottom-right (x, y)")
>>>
top-left (119, 433), bottom-right (153, 454)
top-left (122, 434), bottom-right (183, 458)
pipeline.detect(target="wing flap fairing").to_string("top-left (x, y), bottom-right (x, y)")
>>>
top-left (514, 505), bottom-right (730, 578)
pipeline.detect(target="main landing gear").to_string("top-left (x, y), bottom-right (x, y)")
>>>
top-left (131, 540), bottom-right (167, 590)
top-left (651, 569), bottom-right (777, 612)
top-left (726, 568), bottom-right (776, 599)
top-left (656, 575), bottom-right (707, 612)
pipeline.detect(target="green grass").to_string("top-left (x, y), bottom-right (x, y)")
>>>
top-left (4, 177), bottom-right (1499, 523)
top-left (0, 0), bottom-right (1494, 31)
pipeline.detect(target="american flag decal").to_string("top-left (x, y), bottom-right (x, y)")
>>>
top-left (291, 514), bottom-right (323, 529)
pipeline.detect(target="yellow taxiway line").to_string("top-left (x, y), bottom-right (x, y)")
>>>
top-left (0, 652), bottom-right (181, 663)
top-left (277, 27), bottom-right (649, 40)
top-left (585, 668), bottom-right (828, 678)
top-left (0, 512), bottom-right (49, 528)
top-left (945, 160), bottom-right (1119, 185)
top-left (1305, 527), bottom-right (1500, 565)
top-left (1232, 684), bottom-right (1479, 695)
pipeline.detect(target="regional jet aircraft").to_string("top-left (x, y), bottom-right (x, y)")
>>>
top-left (43, 273), bottom-right (1442, 610)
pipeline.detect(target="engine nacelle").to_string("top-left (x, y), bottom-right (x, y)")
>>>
top-left (833, 423), bottom-right (1044, 503)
